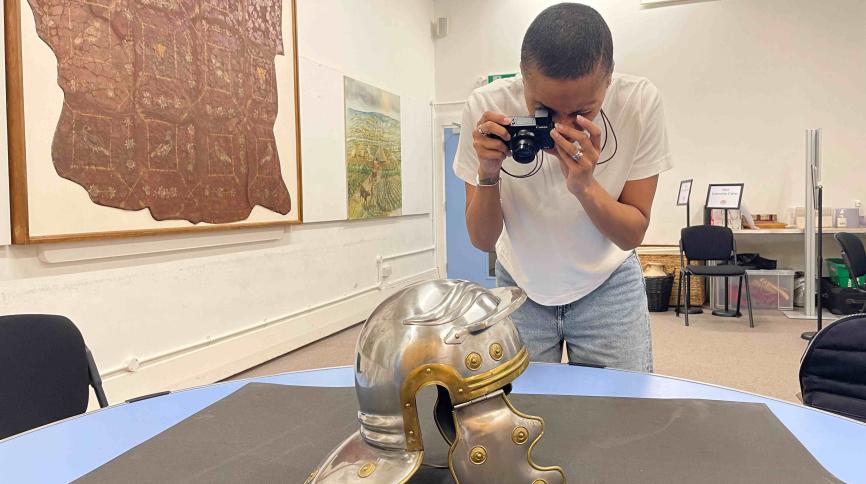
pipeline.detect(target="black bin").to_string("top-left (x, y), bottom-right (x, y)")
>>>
top-left (645, 275), bottom-right (674, 312)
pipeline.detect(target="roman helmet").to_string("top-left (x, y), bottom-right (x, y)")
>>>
top-left (305, 279), bottom-right (565, 483)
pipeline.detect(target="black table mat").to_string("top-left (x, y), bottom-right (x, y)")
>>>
top-left (76, 383), bottom-right (841, 483)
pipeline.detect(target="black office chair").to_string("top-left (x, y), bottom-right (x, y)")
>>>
top-left (799, 313), bottom-right (866, 423)
top-left (0, 315), bottom-right (109, 440)
top-left (835, 232), bottom-right (866, 313)
top-left (675, 225), bottom-right (754, 327)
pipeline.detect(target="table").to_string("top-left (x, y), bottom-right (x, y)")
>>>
top-left (1, 363), bottom-right (864, 483)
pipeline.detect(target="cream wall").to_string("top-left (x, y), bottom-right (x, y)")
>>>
top-left (0, 0), bottom-right (439, 404)
top-left (433, 0), bottom-right (866, 251)
top-left (3, 0), bottom-right (865, 405)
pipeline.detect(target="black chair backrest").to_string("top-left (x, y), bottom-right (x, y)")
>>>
top-left (0, 315), bottom-right (91, 439)
top-left (835, 232), bottom-right (866, 281)
top-left (681, 225), bottom-right (735, 262)
top-left (799, 313), bottom-right (866, 423)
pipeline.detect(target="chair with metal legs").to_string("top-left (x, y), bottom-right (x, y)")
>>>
top-left (675, 225), bottom-right (754, 327)
top-left (835, 232), bottom-right (866, 313)
top-left (0, 314), bottom-right (109, 440)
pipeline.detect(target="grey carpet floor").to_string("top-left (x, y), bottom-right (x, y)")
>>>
top-left (228, 309), bottom-right (815, 403)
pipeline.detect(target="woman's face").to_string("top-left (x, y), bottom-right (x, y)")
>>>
top-left (522, 65), bottom-right (610, 130)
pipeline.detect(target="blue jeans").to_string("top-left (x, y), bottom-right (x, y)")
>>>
top-left (496, 252), bottom-right (653, 372)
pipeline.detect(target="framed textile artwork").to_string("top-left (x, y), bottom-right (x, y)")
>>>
top-left (5, 0), bottom-right (302, 243)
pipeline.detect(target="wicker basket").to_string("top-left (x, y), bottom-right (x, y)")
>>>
top-left (637, 252), bottom-right (705, 306)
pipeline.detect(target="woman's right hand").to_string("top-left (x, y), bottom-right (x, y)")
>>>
top-left (472, 111), bottom-right (512, 179)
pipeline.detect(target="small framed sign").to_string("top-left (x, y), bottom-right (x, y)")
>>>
top-left (706, 184), bottom-right (744, 210)
top-left (677, 179), bottom-right (693, 206)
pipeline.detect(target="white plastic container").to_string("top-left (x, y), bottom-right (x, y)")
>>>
top-left (711, 269), bottom-right (796, 310)
top-left (794, 206), bottom-right (834, 229)
top-left (709, 209), bottom-right (741, 229)
top-left (834, 208), bottom-right (861, 228)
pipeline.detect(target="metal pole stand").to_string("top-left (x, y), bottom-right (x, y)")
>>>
top-left (802, 185), bottom-right (824, 341)
top-left (680, 199), bottom-right (703, 314)
top-left (801, 128), bottom-right (823, 341)
top-left (713, 207), bottom-right (739, 317)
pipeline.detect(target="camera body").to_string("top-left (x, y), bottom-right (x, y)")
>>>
top-left (501, 108), bottom-right (555, 164)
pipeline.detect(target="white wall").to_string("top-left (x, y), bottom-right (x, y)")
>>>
top-left (0, 0), bottom-right (438, 404)
top-left (433, 0), bottom-right (866, 248)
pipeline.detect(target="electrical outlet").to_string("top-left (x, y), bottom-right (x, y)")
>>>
top-left (853, 199), bottom-right (861, 208)
top-left (126, 357), bottom-right (141, 372)
top-left (381, 264), bottom-right (392, 278)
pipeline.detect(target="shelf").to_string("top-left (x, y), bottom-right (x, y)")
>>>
top-left (733, 228), bottom-right (804, 235)
top-left (822, 227), bottom-right (866, 234)
top-left (733, 227), bottom-right (866, 235)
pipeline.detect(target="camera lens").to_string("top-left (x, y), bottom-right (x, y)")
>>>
top-left (511, 129), bottom-right (537, 164)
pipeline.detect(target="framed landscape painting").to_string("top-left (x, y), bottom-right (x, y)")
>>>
top-left (344, 76), bottom-right (402, 220)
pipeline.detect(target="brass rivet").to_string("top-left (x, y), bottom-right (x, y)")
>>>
top-left (426, 367), bottom-right (432, 374)
top-left (469, 446), bottom-right (487, 465)
top-left (304, 469), bottom-right (318, 484)
top-left (405, 403), bottom-right (411, 408)
top-left (358, 462), bottom-right (376, 478)
top-left (409, 430), bottom-right (415, 435)
top-left (512, 426), bottom-right (529, 445)
top-left (458, 388), bottom-right (464, 393)
top-left (489, 343), bottom-right (504, 361)
top-left (465, 352), bottom-right (483, 370)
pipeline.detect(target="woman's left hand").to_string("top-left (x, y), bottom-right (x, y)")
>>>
top-left (550, 115), bottom-right (602, 197)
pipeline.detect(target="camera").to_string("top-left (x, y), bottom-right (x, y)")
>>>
top-left (497, 108), bottom-right (555, 164)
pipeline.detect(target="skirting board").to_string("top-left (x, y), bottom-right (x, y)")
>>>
top-left (92, 269), bottom-right (438, 408)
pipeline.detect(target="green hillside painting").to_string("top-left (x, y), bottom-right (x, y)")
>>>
top-left (344, 77), bottom-right (402, 220)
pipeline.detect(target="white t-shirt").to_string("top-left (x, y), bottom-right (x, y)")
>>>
top-left (453, 73), bottom-right (672, 306)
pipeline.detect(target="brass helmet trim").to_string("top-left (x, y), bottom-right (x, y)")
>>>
top-left (399, 347), bottom-right (529, 452)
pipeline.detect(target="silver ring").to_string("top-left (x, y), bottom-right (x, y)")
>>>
top-left (571, 149), bottom-right (583, 161)
top-left (477, 126), bottom-right (487, 135)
